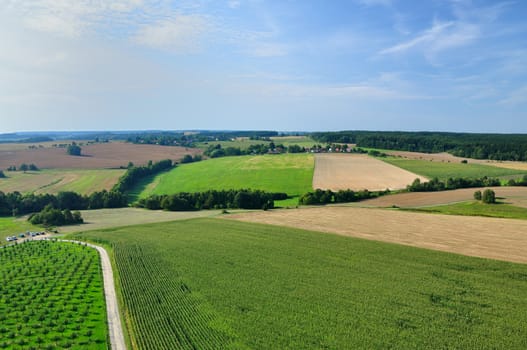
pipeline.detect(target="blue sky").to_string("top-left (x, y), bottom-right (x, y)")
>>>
top-left (0, 0), bottom-right (526, 133)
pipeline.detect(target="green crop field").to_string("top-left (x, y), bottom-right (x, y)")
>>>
top-left (0, 169), bottom-right (125, 195)
top-left (72, 218), bottom-right (527, 349)
top-left (138, 154), bottom-right (314, 202)
top-left (270, 135), bottom-right (318, 148)
top-left (406, 201), bottom-right (527, 220)
top-left (381, 157), bottom-right (526, 180)
top-left (0, 240), bottom-right (107, 349)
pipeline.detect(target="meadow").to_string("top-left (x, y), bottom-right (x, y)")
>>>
top-left (0, 169), bottom-right (124, 195)
top-left (72, 218), bottom-right (527, 349)
top-left (0, 217), bottom-right (40, 246)
top-left (0, 240), bottom-right (107, 349)
top-left (138, 154), bottom-right (314, 204)
top-left (406, 200), bottom-right (527, 220)
top-left (195, 135), bottom-right (317, 150)
top-left (381, 157), bottom-right (526, 180)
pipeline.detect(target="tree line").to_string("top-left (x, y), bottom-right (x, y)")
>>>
top-left (204, 143), bottom-right (308, 158)
top-left (0, 190), bottom-right (127, 217)
top-left (406, 177), bottom-right (501, 192)
top-left (311, 131), bottom-right (527, 161)
top-left (127, 131), bottom-right (279, 147)
top-left (28, 204), bottom-right (84, 227)
top-left (112, 159), bottom-right (174, 193)
top-left (299, 189), bottom-right (387, 205)
top-left (136, 189), bottom-right (287, 211)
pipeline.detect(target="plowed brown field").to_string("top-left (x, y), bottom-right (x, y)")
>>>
top-left (361, 186), bottom-right (527, 208)
top-left (0, 142), bottom-right (201, 169)
top-left (312, 153), bottom-right (426, 191)
top-left (227, 206), bottom-right (527, 264)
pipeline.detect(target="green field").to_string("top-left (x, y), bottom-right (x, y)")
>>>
top-left (195, 136), bottom-right (318, 150)
top-left (0, 240), bottom-right (107, 349)
top-left (0, 169), bottom-right (125, 195)
top-left (382, 157), bottom-right (526, 180)
top-left (406, 201), bottom-right (527, 220)
top-left (138, 154), bottom-right (314, 203)
top-left (0, 217), bottom-right (41, 246)
top-left (270, 135), bottom-right (318, 148)
top-left (72, 218), bottom-right (527, 349)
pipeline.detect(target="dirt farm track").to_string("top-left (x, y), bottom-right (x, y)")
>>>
top-left (228, 206), bottom-right (527, 264)
top-left (0, 142), bottom-right (201, 169)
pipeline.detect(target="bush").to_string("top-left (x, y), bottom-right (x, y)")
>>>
top-left (482, 189), bottom-right (496, 204)
top-left (66, 143), bottom-right (82, 156)
top-left (473, 190), bottom-right (482, 200)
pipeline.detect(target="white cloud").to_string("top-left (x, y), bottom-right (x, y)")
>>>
top-left (228, 0), bottom-right (241, 9)
top-left (380, 21), bottom-right (458, 55)
top-left (8, 0), bottom-right (148, 38)
top-left (133, 16), bottom-right (210, 53)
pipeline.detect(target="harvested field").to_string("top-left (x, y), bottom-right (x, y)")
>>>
top-left (59, 207), bottom-right (224, 233)
top-left (361, 186), bottom-right (527, 208)
top-left (0, 169), bottom-right (124, 194)
top-left (227, 206), bottom-right (527, 264)
top-left (0, 142), bottom-right (201, 169)
top-left (387, 150), bottom-right (527, 171)
top-left (312, 153), bottom-right (427, 191)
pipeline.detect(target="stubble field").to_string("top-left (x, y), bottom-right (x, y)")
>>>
top-left (361, 186), bottom-right (527, 208)
top-left (227, 206), bottom-right (527, 264)
top-left (0, 169), bottom-right (125, 194)
top-left (312, 153), bottom-right (427, 191)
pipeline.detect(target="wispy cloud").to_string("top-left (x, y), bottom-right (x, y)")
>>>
top-left (228, 0), bottom-right (241, 9)
top-left (379, 20), bottom-right (480, 57)
top-left (4, 1), bottom-right (213, 54)
top-left (379, 2), bottom-right (514, 61)
top-left (133, 15), bottom-right (210, 53)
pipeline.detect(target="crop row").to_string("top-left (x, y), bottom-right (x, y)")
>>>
top-left (113, 242), bottom-right (234, 349)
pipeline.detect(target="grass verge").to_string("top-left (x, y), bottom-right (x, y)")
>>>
top-left (404, 200), bottom-right (527, 220)
top-left (381, 157), bottom-right (525, 180)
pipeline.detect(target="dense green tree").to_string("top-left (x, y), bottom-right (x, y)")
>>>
top-left (474, 190), bottom-right (482, 201)
top-left (66, 143), bottom-right (82, 156)
top-left (0, 170), bottom-right (5, 178)
top-left (482, 189), bottom-right (496, 204)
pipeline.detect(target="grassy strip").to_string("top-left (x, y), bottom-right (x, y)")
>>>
top-left (0, 240), bottom-right (107, 348)
top-left (381, 157), bottom-right (525, 180)
top-left (139, 154), bottom-right (314, 200)
top-left (404, 201), bottom-right (527, 220)
top-left (73, 218), bottom-right (527, 349)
